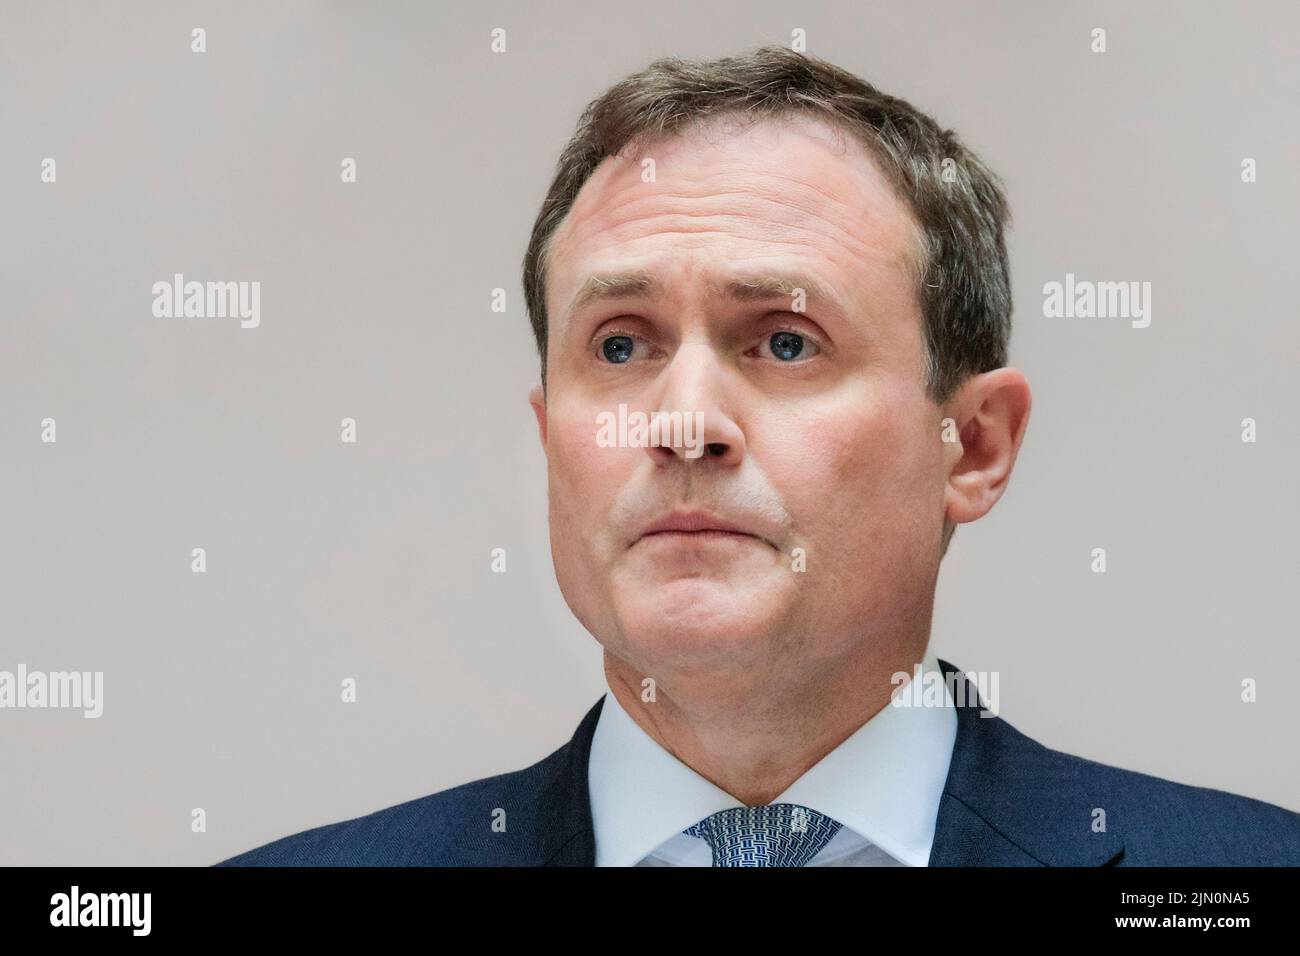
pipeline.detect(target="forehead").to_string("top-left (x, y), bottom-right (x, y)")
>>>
top-left (545, 111), bottom-right (923, 323)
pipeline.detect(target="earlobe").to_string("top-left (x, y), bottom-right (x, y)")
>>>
top-left (528, 383), bottom-right (548, 449)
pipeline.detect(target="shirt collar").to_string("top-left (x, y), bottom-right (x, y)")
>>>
top-left (588, 649), bottom-right (957, 866)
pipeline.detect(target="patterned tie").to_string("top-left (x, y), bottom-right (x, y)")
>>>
top-left (682, 803), bottom-right (843, 866)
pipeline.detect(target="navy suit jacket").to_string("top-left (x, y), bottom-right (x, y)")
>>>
top-left (216, 659), bottom-right (1300, 866)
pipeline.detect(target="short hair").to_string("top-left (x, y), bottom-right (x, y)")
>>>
top-left (522, 45), bottom-right (1013, 408)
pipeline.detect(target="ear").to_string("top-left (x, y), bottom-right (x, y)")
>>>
top-left (528, 383), bottom-right (548, 450)
top-left (942, 368), bottom-right (1032, 527)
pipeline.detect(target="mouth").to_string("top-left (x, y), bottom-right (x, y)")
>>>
top-left (637, 511), bottom-right (774, 549)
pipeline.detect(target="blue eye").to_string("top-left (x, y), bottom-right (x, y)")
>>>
top-left (602, 335), bottom-right (636, 363)
top-left (769, 331), bottom-right (804, 360)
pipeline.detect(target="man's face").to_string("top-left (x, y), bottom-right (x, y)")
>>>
top-left (532, 112), bottom-right (950, 687)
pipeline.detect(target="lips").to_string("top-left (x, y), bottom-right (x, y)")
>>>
top-left (638, 510), bottom-right (773, 548)
top-left (643, 511), bottom-right (751, 535)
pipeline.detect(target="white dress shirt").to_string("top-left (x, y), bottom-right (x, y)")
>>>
top-left (588, 649), bottom-right (958, 866)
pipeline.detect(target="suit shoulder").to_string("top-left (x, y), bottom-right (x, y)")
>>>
top-left (213, 753), bottom-right (560, 866)
top-left (992, 716), bottom-right (1300, 865)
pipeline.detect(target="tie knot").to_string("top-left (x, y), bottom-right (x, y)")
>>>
top-left (682, 803), bottom-right (842, 866)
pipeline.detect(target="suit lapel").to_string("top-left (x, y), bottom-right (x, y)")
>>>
top-left (538, 696), bottom-right (604, 866)
top-left (928, 658), bottom-right (1125, 866)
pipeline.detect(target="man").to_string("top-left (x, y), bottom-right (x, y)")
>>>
top-left (217, 46), bottom-right (1300, 867)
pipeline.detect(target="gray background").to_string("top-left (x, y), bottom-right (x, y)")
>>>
top-left (2, 0), bottom-right (1296, 866)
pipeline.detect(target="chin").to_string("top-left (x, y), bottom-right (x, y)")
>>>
top-left (613, 578), bottom-right (784, 658)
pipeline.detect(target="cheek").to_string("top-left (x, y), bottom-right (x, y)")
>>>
top-left (758, 387), bottom-right (938, 550)
top-left (543, 404), bottom-right (619, 631)
top-left (545, 402), bottom-right (625, 538)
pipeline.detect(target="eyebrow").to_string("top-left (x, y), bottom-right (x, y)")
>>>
top-left (566, 270), bottom-right (843, 316)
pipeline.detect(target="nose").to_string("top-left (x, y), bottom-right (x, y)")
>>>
top-left (643, 341), bottom-right (745, 468)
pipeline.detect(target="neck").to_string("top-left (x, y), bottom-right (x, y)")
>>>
top-left (602, 631), bottom-right (931, 806)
